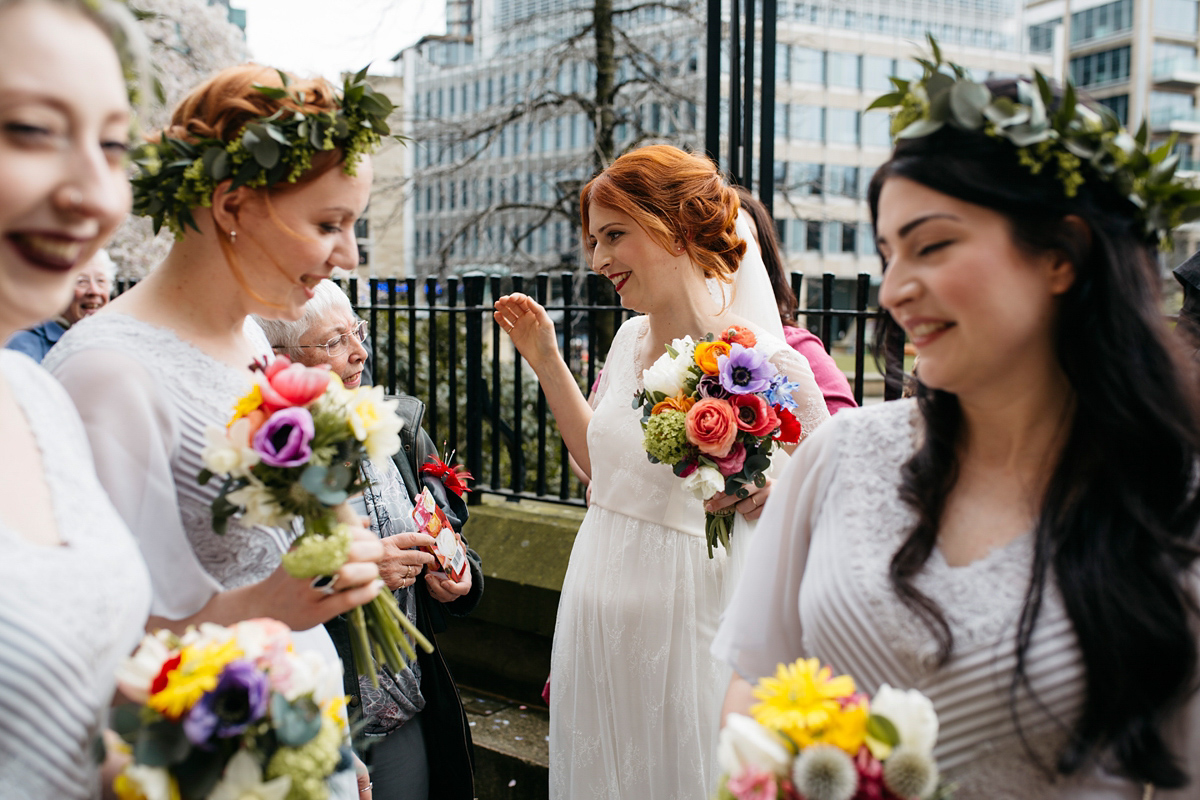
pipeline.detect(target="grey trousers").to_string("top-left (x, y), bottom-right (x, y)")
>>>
top-left (367, 713), bottom-right (430, 800)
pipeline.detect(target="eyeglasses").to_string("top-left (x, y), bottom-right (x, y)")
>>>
top-left (296, 319), bottom-right (368, 357)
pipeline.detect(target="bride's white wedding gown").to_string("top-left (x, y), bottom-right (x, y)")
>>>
top-left (549, 314), bottom-right (829, 799)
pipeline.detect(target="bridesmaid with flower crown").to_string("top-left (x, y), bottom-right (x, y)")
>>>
top-left (46, 64), bottom-right (395, 799)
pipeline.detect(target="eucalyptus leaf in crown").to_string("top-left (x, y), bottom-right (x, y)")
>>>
top-left (867, 35), bottom-right (1200, 248)
top-left (131, 66), bottom-right (401, 238)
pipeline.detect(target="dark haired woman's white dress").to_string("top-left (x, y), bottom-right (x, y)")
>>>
top-left (713, 398), bottom-right (1200, 799)
top-left (0, 351), bottom-right (151, 799)
top-left (550, 314), bottom-right (828, 800)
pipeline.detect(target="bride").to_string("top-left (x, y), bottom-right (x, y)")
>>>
top-left (494, 144), bottom-right (829, 798)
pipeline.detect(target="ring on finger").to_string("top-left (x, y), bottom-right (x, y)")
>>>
top-left (311, 574), bottom-right (339, 596)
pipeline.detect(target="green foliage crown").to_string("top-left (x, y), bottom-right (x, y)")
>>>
top-left (131, 67), bottom-right (398, 238)
top-left (867, 36), bottom-right (1200, 248)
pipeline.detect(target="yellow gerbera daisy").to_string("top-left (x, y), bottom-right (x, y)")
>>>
top-left (228, 384), bottom-right (263, 426)
top-left (147, 638), bottom-right (244, 719)
top-left (751, 658), bottom-right (867, 754)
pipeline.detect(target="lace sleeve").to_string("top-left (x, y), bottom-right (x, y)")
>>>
top-left (49, 348), bottom-right (224, 619)
top-left (769, 344), bottom-right (831, 444)
top-left (711, 413), bottom-right (843, 680)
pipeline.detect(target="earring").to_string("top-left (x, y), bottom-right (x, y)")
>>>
top-left (229, 229), bottom-right (237, 244)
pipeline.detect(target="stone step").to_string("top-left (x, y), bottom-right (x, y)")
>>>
top-left (461, 688), bottom-right (549, 800)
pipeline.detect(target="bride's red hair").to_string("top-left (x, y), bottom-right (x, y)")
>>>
top-left (580, 145), bottom-right (744, 283)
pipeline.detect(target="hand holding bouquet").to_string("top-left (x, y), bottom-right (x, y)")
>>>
top-left (112, 620), bottom-right (352, 800)
top-left (199, 356), bottom-right (433, 686)
top-left (635, 326), bottom-right (803, 557)
top-left (716, 658), bottom-right (952, 800)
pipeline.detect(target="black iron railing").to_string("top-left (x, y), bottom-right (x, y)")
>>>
top-left (114, 271), bottom-right (902, 507)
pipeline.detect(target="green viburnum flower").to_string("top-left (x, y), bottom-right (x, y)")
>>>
top-left (266, 716), bottom-right (344, 800)
top-left (280, 524), bottom-right (353, 579)
top-left (643, 410), bottom-right (689, 466)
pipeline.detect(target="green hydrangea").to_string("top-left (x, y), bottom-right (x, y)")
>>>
top-left (280, 525), bottom-right (352, 579)
top-left (266, 716), bottom-right (343, 800)
top-left (643, 410), bottom-right (689, 466)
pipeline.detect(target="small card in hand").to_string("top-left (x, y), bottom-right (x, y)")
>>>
top-left (411, 488), bottom-right (468, 582)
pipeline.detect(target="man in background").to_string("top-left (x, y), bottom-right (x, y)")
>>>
top-left (6, 250), bottom-right (114, 362)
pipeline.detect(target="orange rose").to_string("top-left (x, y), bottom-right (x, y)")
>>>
top-left (720, 325), bottom-right (757, 348)
top-left (694, 340), bottom-right (731, 375)
top-left (684, 397), bottom-right (738, 457)
top-left (652, 392), bottom-right (696, 415)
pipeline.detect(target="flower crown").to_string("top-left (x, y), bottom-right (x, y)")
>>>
top-left (868, 36), bottom-right (1200, 248)
top-left (131, 67), bottom-right (397, 238)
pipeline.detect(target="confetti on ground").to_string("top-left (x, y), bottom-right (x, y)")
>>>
top-left (502, 719), bottom-right (510, 725)
top-left (508, 780), bottom-right (517, 787)
top-left (518, 705), bottom-right (527, 710)
top-left (515, 736), bottom-right (523, 740)
top-left (468, 721), bottom-right (475, 726)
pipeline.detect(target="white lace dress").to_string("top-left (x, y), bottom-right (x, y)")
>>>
top-left (44, 313), bottom-right (355, 799)
top-left (0, 351), bottom-right (151, 800)
top-left (713, 399), bottom-right (1200, 799)
top-left (550, 315), bottom-right (829, 800)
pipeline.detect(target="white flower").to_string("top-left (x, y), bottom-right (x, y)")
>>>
top-left (346, 385), bottom-right (404, 462)
top-left (180, 622), bottom-right (236, 650)
top-left (668, 334), bottom-right (696, 362)
top-left (231, 618), bottom-right (292, 662)
top-left (226, 479), bottom-right (287, 528)
top-left (682, 465), bottom-right (725, 501)
top-left (871, 684), bottom-right (939, 756)
top-left (717, 713), bottom-right (793, 777)
top-left (201, 419), bottom-right (260, 477)
top-left (642, 348), bottom-right (693, 398)
top-left (118, 765), bottom-right (177, 800)
top-left (209, 750), bottom-right (291, 800)
top-left (115, 630), bottom-right (176, 703)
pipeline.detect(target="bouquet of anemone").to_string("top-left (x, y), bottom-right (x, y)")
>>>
top-left (716, 658), bottom-right (953, 800)
top-left (199, 355), bottom-right (432, 686)
top-left (111, 619), bottom-right (352, 800)
top-left (635, 325), bottom-right (803, 557)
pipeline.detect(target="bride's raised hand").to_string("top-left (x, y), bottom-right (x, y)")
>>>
top-left (494, 292), bottom-right (560, 370)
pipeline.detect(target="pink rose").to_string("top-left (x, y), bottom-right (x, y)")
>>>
top-left (257, 355), bottom-right (331, 411)
top-left (684, 397), bottom-right (738, 458)
top-left (713, 441), bottom-right (747, 476)
top-left (731, 394), bottom-right (780, 437)
top-left (727, 767), bottom-right (777, 800)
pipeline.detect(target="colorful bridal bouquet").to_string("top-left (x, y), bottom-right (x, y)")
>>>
top-left (111, 619), bottom-right (352, 800)
top-left (199, 356), bottom-right (433, 685)
top-left (716, 659), bottom-right (952, 800)
top-left (634, 325), bottom-right (803, 556)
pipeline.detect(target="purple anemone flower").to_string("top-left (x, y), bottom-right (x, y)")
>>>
top-left (717, 344), bottom-right (776, 395)
top-left (183, 660), bottom-right (269, 745)
top-left (252, 407), bottom-right (315, 467)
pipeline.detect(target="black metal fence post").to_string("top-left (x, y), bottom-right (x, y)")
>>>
top-left (463, 274), bottom-right (485, 506)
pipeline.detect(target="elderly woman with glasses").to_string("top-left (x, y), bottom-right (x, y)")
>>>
top-left (257, 279), bottom-right (483, 800)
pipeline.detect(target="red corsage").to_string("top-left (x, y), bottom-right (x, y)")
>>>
top-left (420, 453), bottom-right (474, 496)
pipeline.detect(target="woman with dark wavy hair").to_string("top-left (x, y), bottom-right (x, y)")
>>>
top-left (714, 58), bottom-right (1200, 798)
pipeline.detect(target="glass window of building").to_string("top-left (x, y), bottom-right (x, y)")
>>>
top-left (1096, 94), bottom-right (1129, 125)
top-left (1071, 0), bottom-right (1133, 43)
top-left (862, 111), bottom-right (891, 147)
top-left (1155, 0), bottom-right (1199, 35)
top-left (789, 163), bottom-right (824, 195)
top-left (791, 105), bottom-right (824, 141)
top-left (863, 55), bottom-right (895, 91)
top-left (828, 52), bottom-right (861, 89)
top-left (1155, 41), bottom-right (1198, 72)
top-left (827, 108), bottom-right (860, 145)
top-left (1068, 46), bottom-right (1131, 86)
top-left (805, 220), bottom-right (822, 251)
top-left (1029, 19), bottom-right (1059, 52)
top-left (792, 46), bottom-right (825, 84)
top-left (776, 43), bottom-right (790, 82)
top-left (1149, 90), bottom-right (1196, 126)
top-left (841, 223), bottom-right (858, 253)
top-left (827, 165), bottom-right (859, 198)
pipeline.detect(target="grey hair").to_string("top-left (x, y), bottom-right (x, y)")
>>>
top-left (255, 279), bottom-right (356, 359)
top-left (91, 249), bottom-right (116, 281)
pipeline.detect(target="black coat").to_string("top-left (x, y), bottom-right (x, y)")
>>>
top-left (325, 395), bottom-right (481, 800)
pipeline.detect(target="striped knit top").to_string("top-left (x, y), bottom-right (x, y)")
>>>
top-left (0, 351), bottom-right (150, 799)
top-left (713, 399), bottom-right (1200, 799)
